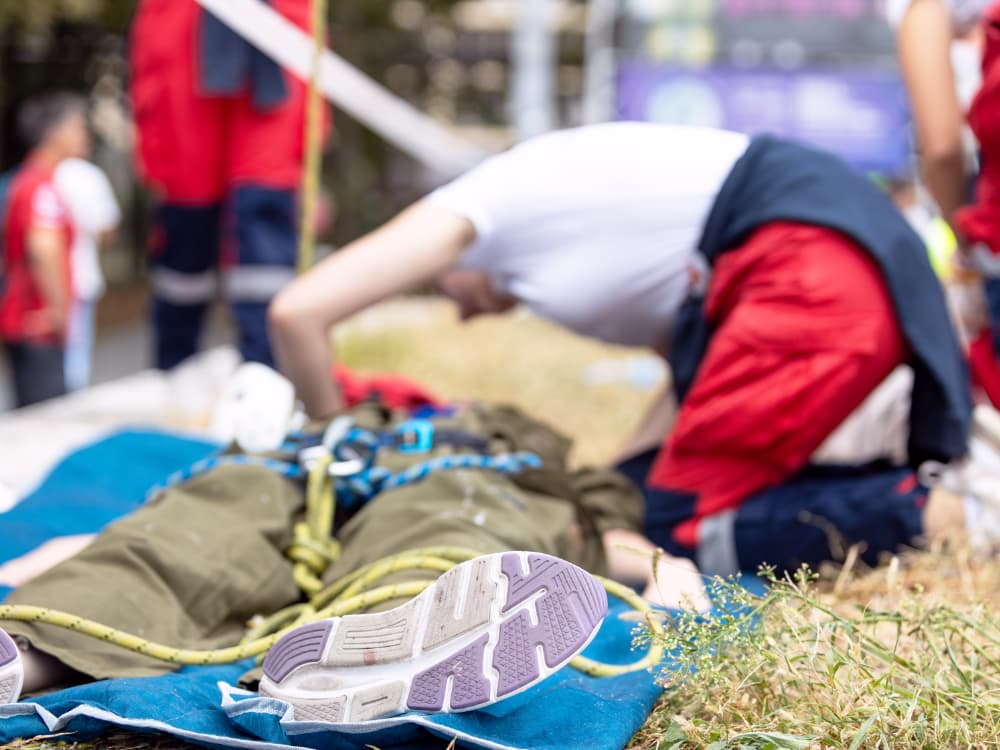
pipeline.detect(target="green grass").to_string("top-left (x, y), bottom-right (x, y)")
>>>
top-left (630, 550), bottom-right (1000, 750)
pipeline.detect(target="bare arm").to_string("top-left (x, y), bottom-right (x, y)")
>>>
top-left (0, 534), bottom-right (96, 588)
top-left (269, 200), bottom-right (475, 418)
top-left (898, 1), bottom-right (968, 233)
top-left (602, 528), bottom-right (710, 611)
top-left (26, 226), bottom-right (70, 339)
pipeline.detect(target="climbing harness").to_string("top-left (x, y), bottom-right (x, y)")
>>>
top-left (0, 419), bottom-right (666, 680)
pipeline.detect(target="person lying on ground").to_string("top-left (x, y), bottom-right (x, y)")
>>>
top-left (268, 122), bottom-right (988, 578)
top-left (0, 400), bottom-right (708, 720)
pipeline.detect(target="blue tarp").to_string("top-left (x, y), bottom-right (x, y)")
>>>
top-left (0, 430), bottom-right (669, 750)
top-left (0, 429), bottom-right (220, 602)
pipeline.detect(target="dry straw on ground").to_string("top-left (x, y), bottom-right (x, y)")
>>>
top-left (631, 544), bottom-right (1000, 750)
top-left (335, 298), bottom-right (660, 466)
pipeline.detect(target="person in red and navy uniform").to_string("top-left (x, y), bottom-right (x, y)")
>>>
top-left (0, 94), bottom-right (89, 407)
top-left (269, 123), bottom-right (978, 578)
top-left (893, 0), bottom-right (1000, 401)
top-left (130, 0), bottom-right (316, 370)
top-left (948, 4), bottom-right (1000, 404)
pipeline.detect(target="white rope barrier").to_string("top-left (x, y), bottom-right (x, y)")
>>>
top-left (195, 0), bottom-right (493, 176)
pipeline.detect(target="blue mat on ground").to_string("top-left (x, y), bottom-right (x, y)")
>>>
top-left (0, 430), bottom-right (719, 750)
top-left (0, 429), bottom-right (221, 602)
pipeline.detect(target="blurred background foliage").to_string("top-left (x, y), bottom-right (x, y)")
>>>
top-left (0, 0), bottom-right (131, 31)
top-left (0, 0), bottom-right (496, 279)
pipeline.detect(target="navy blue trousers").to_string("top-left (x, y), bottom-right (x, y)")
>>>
top-left (150, 186), bottom-right (297, 370)
top-left (617, 450), bottom-right (927, 574)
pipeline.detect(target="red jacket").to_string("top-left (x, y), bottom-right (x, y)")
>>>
top-left (0, 159), bottom-right (73, 344)
top-left (958, 2), bottom-right (1000, 250)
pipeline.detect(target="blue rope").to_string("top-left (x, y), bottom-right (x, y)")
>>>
top-left (336, 451), bottom-right (542, 509)
top-left (148, 455), bottom-right (305, 500)
top-left (149, 434), bottom-right (542, 508)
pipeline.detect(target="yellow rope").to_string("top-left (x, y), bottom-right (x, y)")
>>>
top-left (0, 449), bottom-right (667, 678)
top-left (297, 0), bottom-right (328, 274)
top-left (574, 576), bottom-right (665, 678)
top-left (0, 573), bottom-right (660, 677)
top-left (287, 453), bottom-right (340, 596)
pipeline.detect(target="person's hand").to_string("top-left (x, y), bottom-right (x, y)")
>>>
top-left (642, 554), bottom-right (712, 613)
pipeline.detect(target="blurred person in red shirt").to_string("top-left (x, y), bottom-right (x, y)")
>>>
top-left (130, 0), bottom-right (316, 371)
top-left (0, 93), bottom-right (89, 407)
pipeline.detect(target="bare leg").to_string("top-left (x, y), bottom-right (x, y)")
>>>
top-left (2, 535), bottom-right (97, 696)
top-left (19, 643), bottom-right (79, 694)
top-left (922, 486), bottom-right (967, 540)
top-left (0, 535), bottom-right (96, 588)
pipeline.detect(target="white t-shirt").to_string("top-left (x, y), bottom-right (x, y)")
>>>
top-left (54, 158), bottom-right (121, 302)
top-left (427, 123), bottom-right (750, 348)
top-left (884, 0), bottom-right (990, 34)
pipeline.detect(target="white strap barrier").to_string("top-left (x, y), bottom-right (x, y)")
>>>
top-left (195, 0), bottom-right (494, 176)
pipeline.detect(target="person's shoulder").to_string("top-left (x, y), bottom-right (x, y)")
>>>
top-left (6, 163), bottom-right (55, 211)
top-left (522, 122), bottom-right (748, 150)
top-left (11, 161), bottom-right (50, 190)
top-left (10, 164), bottom-right (69, 226)
top-left (30, 181), bottom-right (68, 224)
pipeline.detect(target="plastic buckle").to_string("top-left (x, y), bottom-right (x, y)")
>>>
top-left (395, 419), bottom-right (435, 454)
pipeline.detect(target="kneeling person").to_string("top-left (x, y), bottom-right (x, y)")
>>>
top-left (269, 123), bottom-right (980, 575)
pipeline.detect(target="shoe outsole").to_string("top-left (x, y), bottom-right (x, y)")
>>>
top-left (0, 629), bottom-right (23, 705)
top-left (259, 551), bottom-right (607, 723)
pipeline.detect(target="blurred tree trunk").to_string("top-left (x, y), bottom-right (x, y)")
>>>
top-left (328, 0), bottom-right (368, 242)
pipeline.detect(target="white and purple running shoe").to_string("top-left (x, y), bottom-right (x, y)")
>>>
top-left (259, 551), bottom-right (607, 723)
top-left (0, 628), bottom-right (23, 705)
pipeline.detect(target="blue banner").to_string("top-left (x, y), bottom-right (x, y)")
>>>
top-left (617, 63), bottom-right (912, 176)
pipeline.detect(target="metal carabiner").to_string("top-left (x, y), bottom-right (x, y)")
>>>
top-left (322, 416), bottom-right (355, 452)
top-left (298, 444), bottom-right (368, 478)
top-left (326, 457), bottom-right (369, 477)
